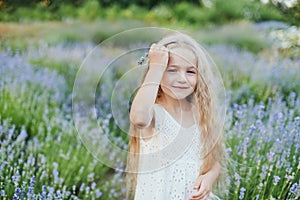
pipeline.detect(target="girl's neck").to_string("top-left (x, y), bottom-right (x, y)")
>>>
top-left (158, 94), bottom-right (192, 113)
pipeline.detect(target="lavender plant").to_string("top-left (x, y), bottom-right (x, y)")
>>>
top-left (0, 50), bottom-right (124, 199)
top-left (0, 31), bottom-right (299, 199)
top-left (224, 91), bottom-right (300, 199)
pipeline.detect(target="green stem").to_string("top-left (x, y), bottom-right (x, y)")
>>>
top-left (261, 165), bottom-right (273, 200)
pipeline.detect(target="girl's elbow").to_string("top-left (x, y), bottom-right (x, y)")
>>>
top-left (129, 112), bottom-right (150, 128)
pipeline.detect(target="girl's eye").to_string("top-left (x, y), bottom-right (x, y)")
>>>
top-left (167, 69), bottom-right (176, 72)
top-left (187, 70), bottom-right (196, 74)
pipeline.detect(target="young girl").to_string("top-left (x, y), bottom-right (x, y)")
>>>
top-left (126, 32), bottom-right (227, 200)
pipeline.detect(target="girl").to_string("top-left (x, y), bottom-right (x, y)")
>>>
top-left (126, 32), bottom-right (227, 200)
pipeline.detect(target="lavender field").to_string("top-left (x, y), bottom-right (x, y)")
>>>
top-left (0, 21), bottom-right (299, 199)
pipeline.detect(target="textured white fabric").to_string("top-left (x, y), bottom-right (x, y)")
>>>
top-left (134, 104), bottom-right (220, 200)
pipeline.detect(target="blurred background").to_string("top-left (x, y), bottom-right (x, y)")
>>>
top-left (0, 0), bottom-right (299, 199)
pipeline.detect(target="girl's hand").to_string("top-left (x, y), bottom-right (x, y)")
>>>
top-left (189, 173), bottom-right (214, 200)
top-left (148, 43), bottom-right (169, 70)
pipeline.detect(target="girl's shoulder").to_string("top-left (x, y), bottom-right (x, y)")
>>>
top-left (152, 103), bottom-right (164, 117)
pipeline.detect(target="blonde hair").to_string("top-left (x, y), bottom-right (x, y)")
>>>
top-left (125, 33), bottom-right (227, 199)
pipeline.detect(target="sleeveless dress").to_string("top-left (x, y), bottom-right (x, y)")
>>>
top-left (134, 104), bottom-right (220, 200)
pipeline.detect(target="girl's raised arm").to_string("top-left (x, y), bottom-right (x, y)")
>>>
top-left (129, 44), bottom-right (169, 128)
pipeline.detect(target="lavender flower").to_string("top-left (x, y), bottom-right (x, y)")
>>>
top-left (239, 187), bottom-right (246, 199)
top-left (234, 173), bottom-right (241, 186)
top-left (289, 182), bottom-right (299, 196)
top-left (41, 185), bottom-right (47, 200)
top-left (95, 189), bottom-right (103, 198)
top-left (273, 176), bottom-right (280, 185)
top-left (91, 182), bottom-right (96, 190)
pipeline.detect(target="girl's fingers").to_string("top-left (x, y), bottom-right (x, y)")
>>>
top-left (189, 191), bottom-right (209, 200)
top-left (199, 193), bottom-right (210, 200)
top-left (193, 176), bottom-right (203, 190)
top-left (190, 186), bottom-right (210, 200)
top-left (150, 43), bottom-right (167, 52)
top-left (198, 190), bottom-right (209, 199)
top-left (148, 43), bottom-right (169, 67)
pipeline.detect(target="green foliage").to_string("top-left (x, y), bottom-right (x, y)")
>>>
top-left (203, 0), bottom-right (284, 24)
top-left (270, 1), bottom-right (300, 26)
top-left (57, 4), bottom-right (79, 19)
top-left (78, 0), bottom-right (103, 20)
top-left (172, 2), bottom-right (205, 24)
top-left (208, 0), bottom-right (245, 23)
top-left (255, 3), bottom-right (285, 22)
top-left (147, 3), bottom-right (173, 23)
top-left (13, 3), bottom-right (60, 21)
top-left (0, 84), bottom-right (60, 139)
top-left (0, 0), bottom-right (291, 26)
top-left (286, 2), bottom-right (300, 25)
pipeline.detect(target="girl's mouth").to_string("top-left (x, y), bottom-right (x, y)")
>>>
top-left (173, 86), bottom-right (189, 89)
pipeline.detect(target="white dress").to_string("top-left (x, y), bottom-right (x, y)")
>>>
top-left (134, 104), bottom-right (220, 200)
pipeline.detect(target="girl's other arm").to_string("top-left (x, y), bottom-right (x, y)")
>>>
top-left (130, 44), bottom-right (168, 128)
top-left (189, 161), bottom-right (221, 200)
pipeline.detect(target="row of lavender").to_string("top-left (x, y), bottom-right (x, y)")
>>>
top-left (1, 40), bottom-right (299, 199)
top-left (0, 49), bottom-right (122, 199)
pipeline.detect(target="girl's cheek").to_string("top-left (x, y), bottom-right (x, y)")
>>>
top-left (188, 77), bottom-right (197, 87)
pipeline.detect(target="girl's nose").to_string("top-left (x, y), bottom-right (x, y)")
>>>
top-left (177, 72), bottom-right (187, 83)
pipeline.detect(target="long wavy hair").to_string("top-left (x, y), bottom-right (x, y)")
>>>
top-left (125, 33), bottom-right (227, 199)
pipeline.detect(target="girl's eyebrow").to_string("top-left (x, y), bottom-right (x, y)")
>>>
top-left (167, 65), bottom-right (198, 71)
top-left (168, 65), bottom-right (197, 69)
top-left (167, 65), bottom-right (179, 68)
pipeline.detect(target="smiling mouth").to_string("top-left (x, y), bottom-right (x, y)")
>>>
top-left (173, 86), bottom-right (190, 89)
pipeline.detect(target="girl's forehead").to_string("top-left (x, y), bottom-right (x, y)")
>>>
top-left (168, 47), bottom-right (197, 67)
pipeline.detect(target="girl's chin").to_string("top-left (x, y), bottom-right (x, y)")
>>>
top-left (161, 89), bottom-right (194, 101)
top-left (167, 94), bottom-right (193, 100)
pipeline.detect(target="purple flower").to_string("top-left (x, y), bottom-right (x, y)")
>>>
top-left (91, 182), bottom-right (96, 190)
top-left (86, 186), bottom-right (90, 193)
top-left (16, 127), bottom-right (28, 143)
top-left (30, 176), bottom-right (35, 188)
top-left (13, 194), bottom-right (18, 200)
top-left (53, 169), bottom-right (60, 184)
top-left (273, 176), bottom-right (280, 185)
top-left (14, 188), bottom-right (21, 196)
top-left (20, 190), bottom-right (26, 199)
top-left (12, 171), bottom-right (21, 185)
top-left (239, 187), bottom-right (246, 199)
top-left (290, 183), bottom-right (299, 195)
top-left (80, 183), bottom-right (85, 191)
top-left (41, 185), bottom-right (47, 200)
top-left (96, 189), bottom-right (103, 198)
top-left (255, 194), bottom-right (260, 200)
top-left (249, 124), bottom-right (256, 135)
top-left (268, 151), bottom-right (275, 163)
top-left (56, 190), bottom-right (62, 198)
top-left (234, 173), bottom-right (241, 186)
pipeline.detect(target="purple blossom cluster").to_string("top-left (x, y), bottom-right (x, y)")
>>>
top-left (0, 49), bottom-right (110, 199)
top-left (0, 118), bottom-right (105, 199)
top-left (224, 90), bottom-right (300, 199)
top-left (0, 50), bottom-right (67, 103)
top-left (207, 44), bottom-right (300, 103)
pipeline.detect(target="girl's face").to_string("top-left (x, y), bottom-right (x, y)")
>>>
top-left (160, 47), bottom-right (198, 100)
